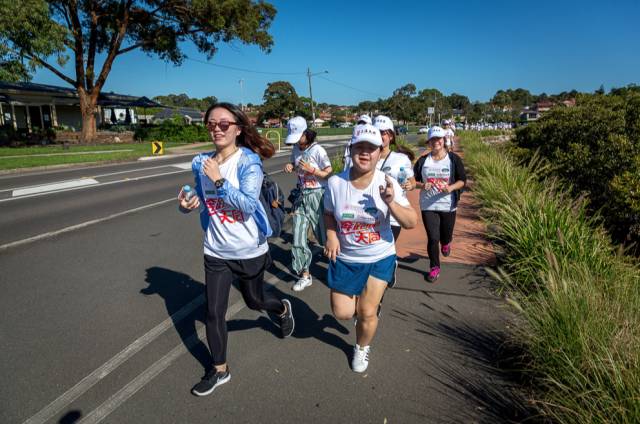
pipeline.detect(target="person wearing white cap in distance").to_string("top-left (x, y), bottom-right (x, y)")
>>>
top-left (412, 126), bottom-right (467, 283)
top-left (283, 116), bottom-right (332, 292)
top-left (442, 120), bottom-right (456, 152)
top-left (323, 124), bottom-right (417, 373)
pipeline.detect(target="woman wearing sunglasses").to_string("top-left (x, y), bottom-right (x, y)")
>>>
top-left (178, 102), bottom-right (295, 397)
top-left (324, 124), bottom-right (417, 373)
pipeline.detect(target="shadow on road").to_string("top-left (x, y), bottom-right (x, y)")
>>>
top-left (141, 266), bottom-right (352, 371)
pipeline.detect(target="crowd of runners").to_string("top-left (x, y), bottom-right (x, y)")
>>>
top-left (178, 103), bottom-right (466, 396)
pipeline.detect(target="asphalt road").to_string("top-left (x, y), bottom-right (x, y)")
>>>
top-left (0, 135), bottom-right (525, 424)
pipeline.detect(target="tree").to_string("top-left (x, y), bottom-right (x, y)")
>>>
top-left (0, 0), bottom-right (276, 142)
top-left (260, 81), bottom-right (300, 124)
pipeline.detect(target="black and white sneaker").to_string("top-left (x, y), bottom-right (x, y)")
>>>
top-left (191, 368), bottom-right (231, 397)
top-left (279, 299), bottom-right (295, 338)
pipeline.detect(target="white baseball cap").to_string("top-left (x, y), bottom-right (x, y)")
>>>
top-left (351, 124), bottom-right (382, 147)
top-left (285, 116), bottom-right (307, 144)
top-left (357, 114), bottom-right (372, 125)
top-left (373, 115), bottom-right (394, 132)
top-left (428, 126), bottom-right (446, 140)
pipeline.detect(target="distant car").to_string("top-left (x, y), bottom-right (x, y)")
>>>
top-left (418, 127), bottom-right (429, 134)
top-left (396, 126), bottom-right (408, 135)
top-left (455, 123), bottom-right (464, 130)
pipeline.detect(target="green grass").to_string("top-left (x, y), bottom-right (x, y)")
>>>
top-left (0, 141), bottom-right (189, 170)
top-left (462, 131), bottom-right (640, 423)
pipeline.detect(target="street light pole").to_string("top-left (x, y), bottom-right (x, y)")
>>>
top-left (307, 67), bottom-right (328, 127)
top-left (239, 79), bottom-right (244, 111)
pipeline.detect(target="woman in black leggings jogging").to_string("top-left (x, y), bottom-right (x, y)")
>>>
top-left (413, 126), bottom-right (467, 282)
top-left (178, 102), bottom-right (295, 396)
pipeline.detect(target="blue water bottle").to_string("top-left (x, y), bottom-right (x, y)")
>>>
top-left (397, 167), bottom-right (408, 185)
top-left (182, 184), bottom-right (194, 201)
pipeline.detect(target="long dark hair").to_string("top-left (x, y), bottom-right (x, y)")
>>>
top-left (204, 102), bottom-right (275, 159)
top-left (386, 130), bottom-right (415, 162)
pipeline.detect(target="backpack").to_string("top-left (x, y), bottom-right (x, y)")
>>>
top-left (260, 172), bottom-right (286, 239)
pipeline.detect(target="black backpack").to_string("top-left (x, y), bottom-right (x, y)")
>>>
top-left (260, 172), bottom-right (286, 239)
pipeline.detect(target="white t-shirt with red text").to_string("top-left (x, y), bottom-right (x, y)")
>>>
top-left (202, 149), bottom-right (269, 259)
top-left (419, 153), bottom-right (455, 212)
top-left (324, 169), bottom-right (409, 263)
top-left (290, 143), bottom-right (331, 189)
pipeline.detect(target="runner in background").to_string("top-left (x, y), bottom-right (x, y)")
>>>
top-left (324, 124), bottom-right (417, 373)
top-left (372, 115), bottom-right (416, 240)
top-left (283, 116), bottom-right (332, 292)
top-left (413, 126), bottom-right (467, 282)
top-left (179, 102), bottom-right (295, 397)
top-left (443, 119), bottom-right (456, 152)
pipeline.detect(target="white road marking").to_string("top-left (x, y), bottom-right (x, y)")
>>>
top-left (12, 178), bottom-right (99, 197)
top-left (77, 270), bottom-right (289, 424)
top-left (171, 162), bottom-right (192, 170)
top-left (0, 170), bottom-right (188, 203)
top-left (22, 269), bottom-right (290, 424)
top-left (0, 198), bottom-right (175, 251)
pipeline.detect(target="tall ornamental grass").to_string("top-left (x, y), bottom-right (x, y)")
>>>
top-left (463, 131), bottom-right (640, 423)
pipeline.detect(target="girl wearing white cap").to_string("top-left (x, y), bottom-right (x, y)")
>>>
top-left (413, 126), bottom-right (467, 282)
top-left (283, 116), bottom-right (333, 292)
top-left (178, 102), bottom-right (295, 397)
top-left (372, 115), bottom-right (416, 241)
top-left (324, 124), bottom-right (417, 372)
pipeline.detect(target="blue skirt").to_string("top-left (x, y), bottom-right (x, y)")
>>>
top-left (327, 254), bottom-right (397, 296)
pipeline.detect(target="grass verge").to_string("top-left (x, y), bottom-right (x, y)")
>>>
top-left (0, 141), bottom-right (189, 170)
top-left (462, 131), bottom-right (640, 423)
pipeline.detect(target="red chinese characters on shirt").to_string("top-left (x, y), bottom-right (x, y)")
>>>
top-left (339, 220), bottom-right (381, 245)
top-left (205, 198), bottom-right (245, 224)
top-left (297, 171), bottom-right (320, 189)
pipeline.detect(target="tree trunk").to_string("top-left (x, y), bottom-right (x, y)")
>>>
top-left (79, 89), bottom-right (98, 143)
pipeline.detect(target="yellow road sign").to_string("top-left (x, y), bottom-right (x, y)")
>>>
top-left (152, 141), bottom-right (163, 155)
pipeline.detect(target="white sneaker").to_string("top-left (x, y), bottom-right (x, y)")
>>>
top-left (351, 344), bottom-right (370, 373)
top-left (293, 275), bottom-right (312, 292)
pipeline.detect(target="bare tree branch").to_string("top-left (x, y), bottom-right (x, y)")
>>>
top-left (67, 0), bottom-right (86, 88)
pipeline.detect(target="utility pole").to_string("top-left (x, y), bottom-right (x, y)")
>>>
top-left (239, 79), bottom-right (244, 111)
top-left (307, 67), bottom-right (328, 127)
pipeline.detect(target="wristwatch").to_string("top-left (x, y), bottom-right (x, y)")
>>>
top-left (214, 178), bottom-right (226, 189)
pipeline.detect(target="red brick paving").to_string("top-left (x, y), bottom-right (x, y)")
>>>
top-left (395, 145), bottom-right (496, 266)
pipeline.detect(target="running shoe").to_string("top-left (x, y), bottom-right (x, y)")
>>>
top-left (352, 344), bottom-right (371, 373)
top-left (279, 299), bottom-right (295, 338)
top-left (441, 243), bottom-right (452, 257)
top-left (191, 368), bottom-right (231, 397)
top-left (426, 266), bottom-right (441, 282)
top-left (292, 275), bottom-right (312, 292)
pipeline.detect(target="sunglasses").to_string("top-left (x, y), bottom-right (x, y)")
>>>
top-left (206, 120), bottom-right (238, 132)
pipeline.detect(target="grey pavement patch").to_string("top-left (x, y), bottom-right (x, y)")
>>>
top-left (0, 198), bottom-right (175, 251)
top-left (75, 269), bottom-right (289, 424)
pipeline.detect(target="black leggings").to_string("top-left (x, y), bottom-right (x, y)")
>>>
top-left (204, 253), bottom-right (284, 366)
top-left (421, 210), bottom-right (457, 268)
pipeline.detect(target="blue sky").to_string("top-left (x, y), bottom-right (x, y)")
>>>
top-left (33, 0), bottom-right (640, 105)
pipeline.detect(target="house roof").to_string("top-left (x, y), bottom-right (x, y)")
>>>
top-left (0, 81), bottom-right (139, 106)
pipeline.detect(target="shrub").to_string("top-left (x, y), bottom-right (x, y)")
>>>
top-left (514, 92), bottom-right (640, 253)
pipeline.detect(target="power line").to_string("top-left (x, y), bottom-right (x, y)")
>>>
top-left (317, 75), bottom-right (386, 98)
top-left (186, 57), bottom-right (306, 76)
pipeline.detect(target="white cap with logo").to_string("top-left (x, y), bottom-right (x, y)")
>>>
top-left (351, 124), bottom-right (382, 147)
top-left (357, 114), bottom-right (372, 125)
top-left (428, 126), bottom-right (446, 140)
top-left (373, 115), bottom-right (394, 132)
top-left (285, 116), bottom-right (308, 144)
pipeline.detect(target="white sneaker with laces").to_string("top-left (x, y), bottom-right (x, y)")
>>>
top-left (352, 344), bottom-right (370, 373)
top-left (293, 275), bottom-right (312, 292)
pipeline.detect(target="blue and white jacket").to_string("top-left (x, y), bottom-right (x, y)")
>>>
top-left (191, 146), bottom-right (272, 240)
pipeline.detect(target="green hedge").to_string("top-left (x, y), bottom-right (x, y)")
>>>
top-left (514, 93), bottom-right (640, 253)
top-left (463, 131), bottom-right (640, 423)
